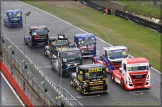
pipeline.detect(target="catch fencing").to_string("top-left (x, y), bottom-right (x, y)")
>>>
top-left (132, 0), bottom-right (161, 8)
top-left (1, 32), bottom-right (83, 107)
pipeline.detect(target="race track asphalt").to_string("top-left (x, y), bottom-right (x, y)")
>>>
top-left (1, 1), bottom-right (161, 106)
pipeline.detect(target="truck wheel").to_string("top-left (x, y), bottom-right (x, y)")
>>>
top-left (29, 42), bottom-right (33, 49)
top-left (58, 70), bottom-right (61, 76)
top-left (70, 79), bottom-right (75, 87)
top-left (44, 50), bottom-right (47, 56)
top-left (111, 74), bottom-right (114, 82)
top-left (92, 59), bottom-right (95, 64)
top-left (121, 80), bottom-right (124, 89)
top-left (79, 86), bottom-right (83, 94)
top-left (51, 65), bottom-right (54, 70)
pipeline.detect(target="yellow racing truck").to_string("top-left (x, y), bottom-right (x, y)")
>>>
top-left (70, 64), bottom-right (108, 94)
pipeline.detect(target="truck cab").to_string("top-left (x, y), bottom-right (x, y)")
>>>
top-left (24, 25), bottom-right (49, 48)
top-left (44, 34), bottom-right (73, 59)
top-left (4, 9), bottom-right (23, 28)
top-left (74, 33), bottom-right (96, 57)
top-left (51, 48), bottom-right (82, 77)
top-left (71, 64), bottom-right (108, 94)
top-left (93, 46), bottom-right (129, 73)
top-left (111, 57), bottom-right (151, 90)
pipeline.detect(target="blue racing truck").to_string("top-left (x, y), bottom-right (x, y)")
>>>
top-left (74, 33), bottom-right (96, 57)
top-left (4, 9), bottom-right (23, 28)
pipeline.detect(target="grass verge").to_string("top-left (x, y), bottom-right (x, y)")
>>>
top-left (19, 0), bottom-right (161, 72)
top-left (117, 0), bottom-right (161, 19)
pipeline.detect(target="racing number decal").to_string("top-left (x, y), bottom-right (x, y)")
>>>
top-left (17, 14), bottom-right (20, 16)
top-left (85, 73), bottom-right (89, 77)
top-left (122, 52), bottom-right (126, 55)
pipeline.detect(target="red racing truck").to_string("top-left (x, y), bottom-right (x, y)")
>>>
top-left (111, 57), bottom-right (151, 90)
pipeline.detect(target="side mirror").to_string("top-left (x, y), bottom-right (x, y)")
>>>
top-left (80, 71), bottom-right (83, 75)
top-left (119, 67), bottom-right (122, 71)
top-left (48, 30), bottom-right (49, 32)
top-left (149, 64), bottom-right (151, 67)
top-left (63, 59), bottom-right (67, 62)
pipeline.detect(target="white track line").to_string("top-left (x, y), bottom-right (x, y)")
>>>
top-left (18, 1), bottom-right (161, 73)
top-left (0, 72), bottom-right (25, 107)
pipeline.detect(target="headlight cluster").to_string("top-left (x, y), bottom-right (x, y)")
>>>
top-left (83, 81), bottom-right (88, 87)
top-left (105, 79), bottom-right (108, 84)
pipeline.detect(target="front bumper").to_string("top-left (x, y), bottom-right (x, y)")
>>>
top-left (124, 83), bottom-right (151, 90)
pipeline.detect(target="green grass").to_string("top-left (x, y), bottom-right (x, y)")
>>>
top-left (19, 0), bottom-right (161, 72)
top-left (117, 0), bottom-right (161, 19)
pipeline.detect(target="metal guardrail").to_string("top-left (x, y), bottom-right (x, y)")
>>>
top-left (2, 52), bottom-right (43, 106)
top-left (1, 32), bottom-right (83, 107)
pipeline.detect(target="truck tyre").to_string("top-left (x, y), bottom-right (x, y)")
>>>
top-left (29, 42), bottom-right (33, 49)
top-left (70, 79), bottom-right (75, 87)
top-left (79, 85), bottom-right (83, 94)
top-left (121, 80), bottom-right (124, 89)
top-left (111, 74), bottom-right (114, 82)
top-left (92, 59), bottom-right (95, 64)
top-left (44, 50), bottom-right (47, 56)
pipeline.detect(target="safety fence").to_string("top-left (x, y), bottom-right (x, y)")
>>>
top-left (78, 0), bottom-right (161, 33)
top-left (2, 53), bottom-right (43, 106)
top-left (132, 0), bottom-right (161, 8)
top-left (115, 9), bottom-right (162, 33)
top-left (1, 32), bottom-right (83, 107)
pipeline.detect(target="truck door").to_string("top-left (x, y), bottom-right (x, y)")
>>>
top-left (120, 63), bottom-right (127, 81)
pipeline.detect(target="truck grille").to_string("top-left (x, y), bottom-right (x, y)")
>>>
top-left (90, 86), bottom-right (103, 90)
top-left (89, 81), bottom-right (103, 86)
top-left (131, 74), bottom-right (146, 79)
top-left (12, 20), bottom-right (20, 23)
top-left (135, 83), bottom-right (143, 86)
top-left (111, 61), bottom-right (122, 65)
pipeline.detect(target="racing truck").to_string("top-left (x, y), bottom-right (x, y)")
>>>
top-left (51, 48), bottom-right (82, 77)
top-left (70, 64), bottom-right (108, 94)
top-left (74, 33), bottom-right (96, 57)
top-left (44, 34), bottom-right (74, 59)
top-left (24, 26), bottom-right (49, 48)
top-left (92, 46), bottom-right (129, 73)
top-left (4, 9), bottom-right (23, 28)
top-left (111, 57), bottom-right (151, 90)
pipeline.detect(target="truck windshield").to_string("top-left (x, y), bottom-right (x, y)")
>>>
top-left (109, 49), bottom-right (128, 59)
top-left (85, 71), bottom-right (105, 79)
top-left (79, 38), bottom-right (95, 45)
top-left (128, 66), bottom-right (149, 71)
top-left (62, 51), bottom-right (81, 61)
top-left (32, 29), bottom-right (48, 36)
top-left (56, 40), bottom-right (68, 46)
top-left (8, 13), bottom-right (21, 18)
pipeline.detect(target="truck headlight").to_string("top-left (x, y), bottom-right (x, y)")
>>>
top-left (83, 81), bottom-right (88, 87)
top-left (105, 79), bottom-right (108, 84)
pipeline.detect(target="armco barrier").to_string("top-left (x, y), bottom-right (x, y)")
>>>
top-left (115, 9), bottom-right (162, 33)
top-left (1, 32), bottom-right (83, 107)
top-left (78, 0), bottom-right (161, 33)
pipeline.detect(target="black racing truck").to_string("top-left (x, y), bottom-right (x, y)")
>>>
top-left (44, 34), bottom-right (71, 59)
top-left (51, 48), bottom-right (82, 77)
top-left (24, 26), bottom-right (49, 48)
top-left (70, 64), bottom-right (108, 94)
